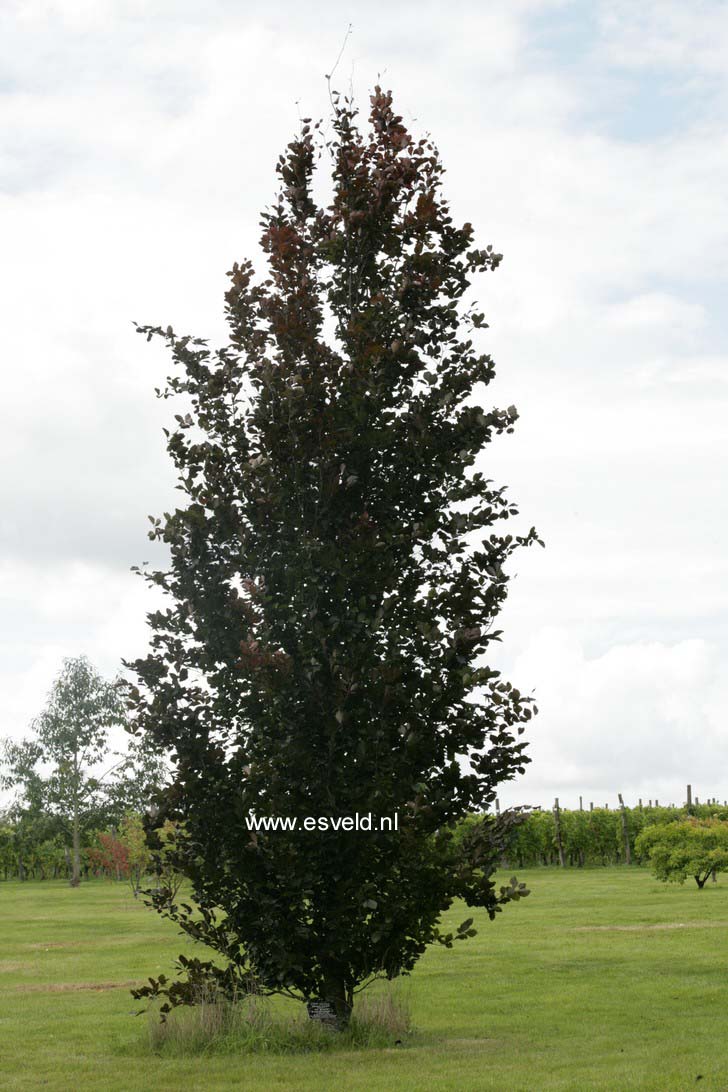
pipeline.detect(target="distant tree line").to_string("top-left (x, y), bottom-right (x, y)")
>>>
top-left (0, 656), bottom-right (168, 885)
top-left (458, 803), bottom-right (728, 868)
top-left (5, 658), bottom-right (723, 891)
top-left (0, 810), bottom-right (171, 887)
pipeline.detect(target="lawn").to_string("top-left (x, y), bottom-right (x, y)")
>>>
top-left (1, 868), bottom-right (727, 1090)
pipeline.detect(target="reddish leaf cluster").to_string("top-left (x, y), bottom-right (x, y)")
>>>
top-left (86, 832), bottom-right (130, 879)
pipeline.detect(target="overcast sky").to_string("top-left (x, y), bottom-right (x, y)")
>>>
top-left (2, 0), bottom-right (727, 810)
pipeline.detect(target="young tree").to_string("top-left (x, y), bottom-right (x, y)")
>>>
top-left (153, 819), bottom-right (185, 901)
top-left (1, 656), bottom-right (150, 886)
top-left (636, 819), bottom-right (728, 888)
top-left (118, 813), bottom-right (153, 896)
top-left (128, 87), bottom-right (539, 1025)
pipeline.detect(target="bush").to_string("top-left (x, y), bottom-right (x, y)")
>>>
top-left (635, 819), bottom-right (728, 888)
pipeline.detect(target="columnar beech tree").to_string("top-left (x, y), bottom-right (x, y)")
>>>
top-left (128, 88), bottom-right (539, 1024)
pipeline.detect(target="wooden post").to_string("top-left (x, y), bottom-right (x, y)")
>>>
top-left (495, 797), bottom-right (500, 815)
top-left (686, 784), bottom-right (692, 813)
top-left (649, 799), bottom-right (652, 807)
top-left (553, 798), bottom-right (566, 867)
top-left (655, 799), bottom-right (659, 807)
top-left (590, 801), bottom-right (594, 811)
top-left (638, 798), bottom-right (643, 808)
top-left (618, 793), bottom-right (631, 865)
top-left (579, 795), bottom-right (583, 811)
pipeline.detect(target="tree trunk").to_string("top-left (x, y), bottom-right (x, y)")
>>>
top-left (553, 798), bottom-right (566, 867)
top-left (70, 805), bottom-right (81, 887)
top-left (311, 968), bottom-right (353, 1029)
top-left (618, 794), bottom-right (631, 865)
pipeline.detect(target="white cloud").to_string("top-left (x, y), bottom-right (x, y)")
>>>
top-left (0, 559), bottom-right (164, 744)
top-left (497, 628), bottom-right (728, 809)
top-left (596, 1), bottom-right (728, 75)
top-left (632, 354), bottom-right (728, 388)
top-left (604, 292), bottom-right (706, 335)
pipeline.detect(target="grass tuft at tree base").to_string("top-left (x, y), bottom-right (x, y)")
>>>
top-left (146, 985), bottom-right (414, 1056)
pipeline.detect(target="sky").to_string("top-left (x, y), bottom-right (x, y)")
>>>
top-left (1, 0), bottom-right (727, 811)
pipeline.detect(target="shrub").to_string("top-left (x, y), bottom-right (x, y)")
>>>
top-left (635, 819), bottom-right (728, 888)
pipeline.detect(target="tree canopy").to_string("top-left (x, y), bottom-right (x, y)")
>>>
top-left (128, 87), bottom-right (539, 1024)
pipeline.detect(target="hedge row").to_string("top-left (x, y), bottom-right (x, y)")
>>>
top-left (461, 804), bottom-right (728, 867)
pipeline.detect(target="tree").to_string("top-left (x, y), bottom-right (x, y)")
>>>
top-left (1, 656), bottom-right (159, 886)
top-left (117, 813), bottom-right (153, 896)
top-left (94, 737), bottom-right (170, 831)
top-left (636, 819), bottom-right (728, 888)
top-left (128, 86), bottom-right (539, 1026)
top-left (86, 830), bottom-right (130, 882)
top-left (153, 819), bottom-right (185, 902)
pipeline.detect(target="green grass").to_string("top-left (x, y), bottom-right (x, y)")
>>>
top-left (2, 869), bottom-right (728, 1090)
